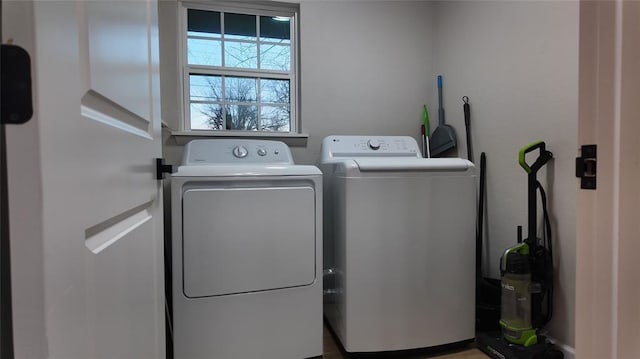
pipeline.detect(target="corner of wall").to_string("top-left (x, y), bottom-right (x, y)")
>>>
top-left (431, 0), bottom-right (578, 349)
top-left (158, 0), bottom-right (181, 131)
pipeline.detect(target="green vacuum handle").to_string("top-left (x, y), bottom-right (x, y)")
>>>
top-left (519, 141), bottom-right (552, 174)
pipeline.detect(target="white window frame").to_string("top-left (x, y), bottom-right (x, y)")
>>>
top-left (178, 1), bottom-right (300, 136)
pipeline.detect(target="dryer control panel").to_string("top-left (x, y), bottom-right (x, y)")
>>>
top-left (321, 135), bottom-right (421, 159)
top-left (182, 139), bottom-right (294, 165)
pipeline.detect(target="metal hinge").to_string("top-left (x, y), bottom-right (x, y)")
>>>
top-left (576, 144), bottom-right (597, 190)
top-left (156, 158), bottom-right (176, 180)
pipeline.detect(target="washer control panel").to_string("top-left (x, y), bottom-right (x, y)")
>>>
top-left (183, 139), bottom-right (294, 165)
top-left (367, 139), bottom-right (381, 150)
top-left (322, 136), bottom-right (421, 158)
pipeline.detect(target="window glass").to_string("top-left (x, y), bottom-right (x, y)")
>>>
top-left (224, 13), bottom-right (257, 41)
top-left (260, 79), bottom-right (289, 104)
top-left (187, 39), bottom-right (222, 66)
top-left (190, 75), bottom-right (222, 101)
top-left (260, 44), bottom-right (290, 71)
top-left (185, 6), bottom-right (296, 133)
top-left (188, 9), bottom-right (221, 37)
top-left (191, 103), bottom-right (224, 130)
top-left (224, 41), bottom-right (258, 69)
top-left (225, 77), bottom-right (257, 102)
top-left (226, 105), bottom-right (258, 130)
top-left (261, 106), bottom-right (290, 132)
top-left (260, 16), bottom-right (290, 43)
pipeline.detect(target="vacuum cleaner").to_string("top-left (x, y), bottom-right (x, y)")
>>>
top-left (477, 141), bottom-right (563, 359)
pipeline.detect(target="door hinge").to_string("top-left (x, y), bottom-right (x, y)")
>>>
top-left (156, 158), bottom-right (176, 180)
top-left (1, 44), bottom-right (33, 125)
top-left (576, 144), bottom-right (596, 190)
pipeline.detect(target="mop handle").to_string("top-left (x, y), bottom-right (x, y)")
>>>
top-left (437, 75), bottom-right (444, 126)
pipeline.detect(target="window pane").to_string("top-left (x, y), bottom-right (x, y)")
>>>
top-left (190, 75), bottom-right (222, 101)
top-left (225, 41), bottom-right (257, 69)
top-left (260, 79), bottom-right (289, 104)
top-left (191, 103), bottom-right (224, 130)
top-left (226, 105), bottom-right (258, 130)
top-left (187, 38), bottom-right (222, 66)
top-left (188, 9), bottom-right (221, 38)
top-left (260, 16), bottom-right (290, 43)
top-left (224, 13), bottom-right (256, 40)
top-left (225, 77), bottom-right (257, 102)
top-left (184, 7), bottom-right (296, 133)
top-left (261, 106), bottom-right (290, 132)
top-left (260, 44), bottom-right (290, 71)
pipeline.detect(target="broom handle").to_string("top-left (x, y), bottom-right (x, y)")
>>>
top-left (437, 75), bottom-right (445, 126)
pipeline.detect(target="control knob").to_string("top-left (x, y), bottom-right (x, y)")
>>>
top-left (367, 139), bottom-right (381, 150)
top-left (232, 145), bottom-right (249, 158)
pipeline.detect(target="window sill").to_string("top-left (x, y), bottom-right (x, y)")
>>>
top-left (171, 130), bottom-right (309, 147)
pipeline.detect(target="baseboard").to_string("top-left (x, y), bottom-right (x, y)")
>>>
top-left (547, 337), bottom-right (575, 359)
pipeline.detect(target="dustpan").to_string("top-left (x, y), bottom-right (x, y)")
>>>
top-left (430, 75), bottom-right (457, 156)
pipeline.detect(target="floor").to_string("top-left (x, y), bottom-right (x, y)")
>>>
top-left (322, 322), bottom-right (489, 359)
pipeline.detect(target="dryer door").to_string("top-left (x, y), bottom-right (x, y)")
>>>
top-left (182, 185), bottom-right (316, 297)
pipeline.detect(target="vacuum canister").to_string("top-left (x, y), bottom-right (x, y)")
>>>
top-left (499, 243), bottom-right (538, 347)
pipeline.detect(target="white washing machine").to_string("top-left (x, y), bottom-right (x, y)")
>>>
top-left (171, 139), bottom-right (322, 359)
top-left (320, 135), bottom-right (476, 353)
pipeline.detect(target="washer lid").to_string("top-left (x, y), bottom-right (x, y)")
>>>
top-left (353, 158), bottom-right (473, 172)
top-left (173, 164), bottom-right (321, 177)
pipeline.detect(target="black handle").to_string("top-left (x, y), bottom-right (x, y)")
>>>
top-left (1, 44), bottom-right (33, 125)
top-left (463, 97), bottom-right (472, 162)
top-left (156, 158), bottom-right (177, 180)
top-left (463, 103), bottom-right (470, 126)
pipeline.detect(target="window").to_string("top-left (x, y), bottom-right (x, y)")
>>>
top-left (182, 3), bottom-right (298, 133)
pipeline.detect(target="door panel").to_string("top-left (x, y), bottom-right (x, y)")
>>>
top-left (85, 208), bottom-right (161, 359)
top-left (76, 0), bottom-right (158, 226)
top-left (5, 1), bottom-right (164, 357)
top-left (85, 1), bottom-right (153, 121)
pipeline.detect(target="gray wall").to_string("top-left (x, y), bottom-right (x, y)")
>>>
top-left (291, 0), bottom-right (436, 164)
top-left (159, 0), bottom-right (437, 165)
top-left (159, 0), bottom-right (578, 350)
top-left (431, 1), bottom-right (578, 349)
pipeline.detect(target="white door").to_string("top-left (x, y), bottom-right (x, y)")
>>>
top-left (3, 1), bottom-right (165, 358)
top-left (576, 1), bottom-right (640, 358)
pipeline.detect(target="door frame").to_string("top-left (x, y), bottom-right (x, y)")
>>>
top-left (2, 1), bottom-right (47, 357)
top-left (576, 1), bottom-right (640, 358)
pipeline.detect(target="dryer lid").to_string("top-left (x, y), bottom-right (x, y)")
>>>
top-left (173, 164), bottom-right (321, 177)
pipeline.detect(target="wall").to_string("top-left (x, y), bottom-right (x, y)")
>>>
top-left (432, 0), bottom-right (578, 351)
top-left (159, 0), bottom-right (578, 352)
top-left (159, 0), bottom-right (437, 165)
top-left (158, 0), bottom-right (180, 129)
top-left (291, 0), bottom-right (436, 164)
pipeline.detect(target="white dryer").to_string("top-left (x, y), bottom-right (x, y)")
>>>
top-left (171, 139), bottom-right (322, 359)
top-left (320, 135), bottom-right (476, 353)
